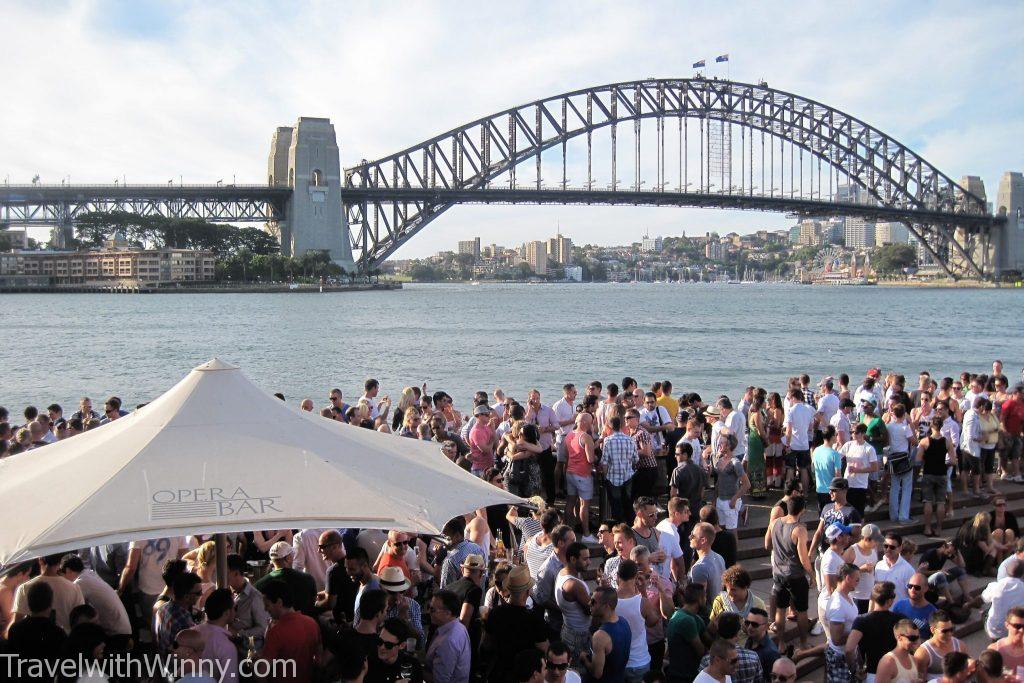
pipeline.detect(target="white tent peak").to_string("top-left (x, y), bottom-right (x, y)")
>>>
top-left (194, 358), bottom-right (239, 372)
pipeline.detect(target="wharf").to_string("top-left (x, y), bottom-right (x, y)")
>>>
top-left (0, 282), bottom-right (402, 294)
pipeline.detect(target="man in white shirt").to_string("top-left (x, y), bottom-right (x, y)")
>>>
top-left (527, 389), bottom-right (561, 505)
top-left (491, 388), bottom-right (506, 420)
top-left (293, 528), bottom-right (330, 591)
top-left (829, 398), bottom-right (855, 447)
top-left (838, 424), bottom-right (879, 516)
top-left (783, 389), bottom-right (814, 496)
top-left (11, 554), bottom-right (85, 633)
top-left (982, 559), bottom-right (1024, 639)
top-left (640, 392), bottom-right (673, 456)
top-left (998, 540), bottom-right (1024, 580)
top-left (718, 398), bottom-right (746, 461)
top-left (654, 497), bottom-right (688, 584)
top-left (817, 379), bottom-right (841, 426)
top-left (552, 383), bottom-right (578, 494)
top-left (119, 536), bottom-right (189, 620)
top-left (874, 533), bottom-right (916, 603)
top-left (59, 554), bottom-right (132, 642)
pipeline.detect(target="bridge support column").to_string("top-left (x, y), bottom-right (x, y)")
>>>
top-left (267, 118), bottom-right (355, 273)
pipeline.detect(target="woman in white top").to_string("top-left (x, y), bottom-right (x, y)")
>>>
top-left (844, 523), bottom-right (881, 614)
top-left (876, 619), bottom-right (922, 683)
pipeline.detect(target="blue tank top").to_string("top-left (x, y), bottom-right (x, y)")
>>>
top-left (588, 618), bottom-right (632, 683)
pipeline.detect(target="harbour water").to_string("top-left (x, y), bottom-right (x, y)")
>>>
top-left (1, 282), bottom-right (1021, 409)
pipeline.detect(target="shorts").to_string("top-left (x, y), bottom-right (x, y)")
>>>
top-left (981, 447), bottom-right (996, 475)
top-left (716, 497), bottom-right (742, 530)
top-left (928, 566), bottom-right (967, 588)
top-left (566, 472), bottom-right (594, 501)
top-left (825, 646), bottom-right (852, 683)
top-left (920, 474), bottom-right (948, 503)
top-left (1006, 435), bottom-right (1023, 462)
top-left (556, 437), bottom-right (569, 463)
top-left (966, 453), bottom-right (982, 475)
top-left (772, 574), bottom-right (810, 612)
top-left (785, 449), bottom-right (811, 469)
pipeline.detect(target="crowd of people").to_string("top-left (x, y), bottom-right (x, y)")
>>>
top-left (0, 360), bottom-right (1023, 683)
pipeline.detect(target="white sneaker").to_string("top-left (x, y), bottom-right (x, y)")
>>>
top-left (810, 621), bottom-right (824, 636)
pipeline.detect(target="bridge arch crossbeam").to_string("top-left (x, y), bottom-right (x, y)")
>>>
top-left (345, 79), bottom-right (989, 273)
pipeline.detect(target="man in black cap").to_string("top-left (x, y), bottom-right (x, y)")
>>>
top-left (809, 478), bottom-right (862, 557)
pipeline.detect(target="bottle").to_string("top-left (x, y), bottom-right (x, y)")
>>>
top-left (495, 533), bottom-right (506, 560)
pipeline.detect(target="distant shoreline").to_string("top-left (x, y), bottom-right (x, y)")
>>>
top-left (0, 282), bottom-right (402, 294)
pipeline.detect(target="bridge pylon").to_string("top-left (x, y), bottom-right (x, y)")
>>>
top-left (267, 117), bottom-right (355, 273)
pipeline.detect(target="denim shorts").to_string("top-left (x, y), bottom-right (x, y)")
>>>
top-left (566, 472), bottom-right (594, 500)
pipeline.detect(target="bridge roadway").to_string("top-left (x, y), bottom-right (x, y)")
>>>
top-left (0, 183), bottom-right (1002, 231)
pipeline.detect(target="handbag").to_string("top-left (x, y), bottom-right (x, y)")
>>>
top-left (887, 452), bottom-right (913, 476)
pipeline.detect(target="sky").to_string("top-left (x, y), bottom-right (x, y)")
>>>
top-left (2, 1), bottom-right (1022, 258)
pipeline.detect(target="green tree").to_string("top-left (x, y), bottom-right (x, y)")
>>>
top-left (409, 263), bottom-right (442, 281)
top-left (873, 243), bottom-right (917, 275)
top-left (517, 262), bottom-right (534, 279)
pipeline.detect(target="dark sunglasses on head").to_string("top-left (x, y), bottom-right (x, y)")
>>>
top-left (377, 638), bottom-right (401, 649)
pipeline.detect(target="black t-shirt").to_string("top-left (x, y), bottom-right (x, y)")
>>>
top-left (671, 461), bottom-right (704, 516)
top-left (367, 652), bottom-right (424, 683)
top-left (486, 505), bottom-right (514, 548)
top-left (327, 561), bottom-right (356, 623)
top-left (484, 604), bottom-right (547, 683)
top-left (711, 529), bottom-right (737, 569)
top-left (6, 616), bottom-right (67, 661)
top-left (447, 577), bottom-right (483, 652)
top-left (920, 548), bottom-right (947, 572)
top-left (851, 610), bottom-right (901, 673)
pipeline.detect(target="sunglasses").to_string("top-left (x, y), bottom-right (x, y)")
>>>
top-left (377, 638), bottom-right (401, 650)
top-left (906, 584), bottom-right (923, 591)
top-left (318, 542), bottom-right (339, 550)
top-left (883, 544), bottom-right (899, 550)
top-left (546, 662), bottom-right (569, 671)
top-left (1008, 622), bottom-right (1024, 631)
top-left (900, 633), bottom-right (920, 642)
top-left (744, 619), bottom-right (767, 628)
top-left (938, 627), bottom-right (954, 634)
top-left (770, 675), bottom-right (795, 682)
top-left (392, 540), bottom-right (409, 547)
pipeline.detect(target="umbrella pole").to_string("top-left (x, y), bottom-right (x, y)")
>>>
top-left (215, 533), bottom-right (229, 588)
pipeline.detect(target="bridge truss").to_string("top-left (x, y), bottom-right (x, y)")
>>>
top-left (343, 78), bottom-right (999, 278)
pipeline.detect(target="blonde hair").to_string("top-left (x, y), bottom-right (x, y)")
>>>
top-left (195, 540), bottom-right (217, 569)
top-left (397, 387), bottom-right (417, 413)
top-left (403, 407), bottom-right (421, 429)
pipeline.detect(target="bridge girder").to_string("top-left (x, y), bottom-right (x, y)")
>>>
top-left (344, 78), bottom-right (994, 278)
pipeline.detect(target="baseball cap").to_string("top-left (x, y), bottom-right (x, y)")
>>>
top-left (269, 541), bottom-right (294, 560)
top-left (474, 404), bottom-right (490, 416)
top-left (867, 368), bottom-right (881, 379)
top-left (825, 522), bottom-right (854, 541)
top-left (860, 523), bottom-right (884, 543)
top-left (829, 477), bottom-right (849, 491)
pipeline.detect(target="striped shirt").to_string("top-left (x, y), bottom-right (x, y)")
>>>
top-left (524, 535), bottom-right (554, 581)
top-left (602, 432), bottom-right (639, 486)
top-left (440, 539), bottom-right (485, 589)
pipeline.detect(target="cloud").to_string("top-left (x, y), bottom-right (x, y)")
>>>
top-left (2, 1), bottom-right (1021, 256)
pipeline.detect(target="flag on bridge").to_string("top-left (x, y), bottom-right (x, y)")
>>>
top-left (692, 60), bottom-right (706, 68)
top-left (716, 54), bottom-right (729, 63)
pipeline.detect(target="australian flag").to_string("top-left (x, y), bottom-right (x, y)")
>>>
top-left (692, 60), bottom-right (705, 68)
top-left (716, 54), bottom-right (729, 63)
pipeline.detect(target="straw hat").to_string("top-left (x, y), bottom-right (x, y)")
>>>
top-left (503, 564), bottom-right (534, 593)
top-left (378, 566), bottom-right (411, 593)
top-left (461, 554), bottom-right (486, 571)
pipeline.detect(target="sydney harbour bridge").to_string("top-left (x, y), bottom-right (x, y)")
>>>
top-left (0, 78), bottom-right (1012, 280)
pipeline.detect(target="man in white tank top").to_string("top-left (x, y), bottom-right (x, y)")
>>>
top-left (555, 542), bottom-right (592, 664)
top-left (614, 559), bottom-right (660, 683)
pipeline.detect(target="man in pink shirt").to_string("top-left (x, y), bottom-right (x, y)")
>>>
top-left (468, 405), bottom-right (497, 476)
top-left (196, 588), bottom-right (239, 682)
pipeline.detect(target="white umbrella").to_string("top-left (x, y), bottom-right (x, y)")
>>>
top-left (0, 358), bottom-right (522, 567)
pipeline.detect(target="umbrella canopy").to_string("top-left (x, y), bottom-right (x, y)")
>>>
top-left (0, 359), bottom-right (522, 566)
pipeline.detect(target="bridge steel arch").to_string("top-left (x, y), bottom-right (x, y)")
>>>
top-left (343, 78), bottom-right (995, 277)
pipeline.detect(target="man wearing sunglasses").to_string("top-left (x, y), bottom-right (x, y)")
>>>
top-left (892, 573), bottom-right (938, 640)
top-left (989, 605), bottom-right (1024, 680)
top-left (874, 533), bottom-right (915, 603)
top-left (366, 617), bottom-right (423, 683)
top-left (875, 619), bottom-right (922, 683)
top-left (544, 642), bottom-right (581, 683)
top-left (743, 607), bottom-right (780, 678)
top-left (695, 639), bottom-right (739, 683)
top-left (769, 657), bottom-right (797, 683)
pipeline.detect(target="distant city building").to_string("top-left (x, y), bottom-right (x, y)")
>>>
top-left (483, 243), bottom-right (502, 259)
top-left (4, 248), bottom-right (215, 285)
top-left (875, 222), bottom-right (910, 246)
top-left (844, 218), bottom-right (876, 249)
top-left (788, 225), bottom-right (801, 244)
top-left (547, 234), bottom-right (573, 264)
top-left (797, 220), bottom-right (822, 246)
top-left (640, 234), bottom-right (663, 252)
top-left (458, 237), bottom-right (481, 261)
top-left (0, 228), bottom-right (30, 249)
top-left (526, 240), bottom-right (548, 275)
top-left (564, 265), bottom-right (583, 282)
top-left (704, 235), bottom-right (724, 260)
